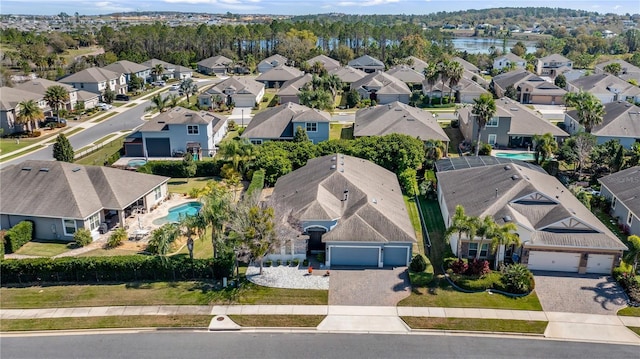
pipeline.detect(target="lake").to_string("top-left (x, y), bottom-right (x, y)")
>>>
top-left (452, 37), bottom-right (538, 54)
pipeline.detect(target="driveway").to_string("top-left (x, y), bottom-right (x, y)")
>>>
top-left (329, 267), bottom-right (410, 306)
top-left (533, 272), bottom-right (628, 315)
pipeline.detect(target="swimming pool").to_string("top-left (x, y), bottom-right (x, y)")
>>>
top-left (127, 159), bottom-right (147, 168)
top-left (494, 152), bottom-right (535, 161)
top-left (153, 201), bottom-right (202, 225)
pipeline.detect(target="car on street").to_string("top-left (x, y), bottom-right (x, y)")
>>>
top-left (98, 103), bottom-right (113, 110)
top-left (170, 84), bottom-right (180, 91)
top-left (152, 81), bottom-right (166, 87)
top-left (115, 94), bottom-right (130, 101)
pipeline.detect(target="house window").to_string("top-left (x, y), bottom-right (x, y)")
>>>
top-left (250, 139), bottom-right (263, 145)
top-left (154, 186), bottom-right (162, 201)
top-left (468, 243), bottom-right (489, 258)
top-left (488, 134), bottom-right (497, 145)
top-left (612, 197), bottom-right (617, 209)
top-left (187, 125), bottom-right (199, 135)
top-left (63, 219), bottom-right (77, 236)
top-left (306, 122), bottom-right (317, 132)
top-left (88, 213), bottom-right (100, 231)
top-left (486, 117), bottom-right (499, 127)
top-left (628, 211), bottom-right (634, 225)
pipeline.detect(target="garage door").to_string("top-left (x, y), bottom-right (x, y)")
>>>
top-left (383, 246), bottom-right (409, 267)
top-left (586, 254), bottom-right (614, 274)
top-left (145, 138), bottom-right (171, 157)
top-left (527, 251), bottom-right (580, 272)
top-left (330, 246), bottom-right (379, 267)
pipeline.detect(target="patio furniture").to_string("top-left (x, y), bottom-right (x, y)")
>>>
top-left (132, 228), bottom-right (150, 241)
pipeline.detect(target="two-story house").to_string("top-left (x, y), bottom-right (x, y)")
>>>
top-left (103, 60), bottom-right (151, 86)
top-left (15, 78), bottom-right (78, 112)
top-left (535, 54), bottom-right (573, 78)
top-left (492, 69), bottom-right (566, 105)
top-left (59, 67), bottom-right (126, 97)
top-left (493, 53), bottom-right (527, 71)
top-left (0, 87), bottom-right (47, 134)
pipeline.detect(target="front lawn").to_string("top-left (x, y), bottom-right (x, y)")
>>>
top-left (398, 279), bottom-right (543, 311)
top-left (401, 317), bottom-right (547, 334)
top-left (0, 137), bottom-right (46, 154)
top-left (228, 315), bottom-right (325, 327)
top-left (618, 307), bottom-right (640, 316)
top-left (0, 280), bottom-right (328, 309)
top-left (1, 315), bottom-right (212, 332)
top-left (13, 241), bottom-right (71, 257)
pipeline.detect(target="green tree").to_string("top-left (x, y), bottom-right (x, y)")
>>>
top-left (180, 78), bottom-right (199, 103)
top-left (146, 94), bottom-right (169, 113)
top-left (532, 133), bottom-right (558, 165)
top-left (147, 223), bottom-right (180, 263)
top-left (424, 139), bottom-right (445, 169)
top-left (490, 222), bottom-right (520, 267)
top-left (233, 203), bottom-right (277, 275)
top-left (446, 60), bottom-right (464, 103)
top-left (181, 153), bottom-right (197, 179)
top-left (43, 85), bottom-right (69, 120)
top-left (437, 59), bottom-right (450, 105)
top-left (504, 84), bottom-right (518, 100)
top-left (474, 216), bottom-right (499, 260)
top-left (151, 64), bottom-right (165, 81)
top-left (252, 148), bottom-right (293, 185)
top-left (200, 182), bottom-right (233, 259)
top-left (107, 227), bottom-right (128, 249)
top-left (345, 89), bottom-right (360, 108)
top-left (293, 126), bottom-right (309, 142)
top-left (603, 62), bottom-right (622, 76)
top-left (564, 91), bottom-right (604, 133)
top-left (423, 63), bottom-right (439, 106)
top-left (624, 235), bottom-right (640, 273)
top-left (472, 93), bottom-right (497, 156)
top-left (129, 74), bottom-right (145, 92)
top-left (16, 99), bottom-right (44, 132)
top-left (102, 88), bottom-right (116, 104)
top-left (52, 133), bottom-right (74, 162)
top-left (445, 205), bottom-right (476, 258)
top-left (554, 74), bottom-right (567, 89)
top-left (398, 168), bottom-right (418, 196)
top-left (73, 228), bottom-right (93, 247)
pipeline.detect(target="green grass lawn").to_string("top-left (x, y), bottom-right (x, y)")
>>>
top-left (398, 278), bottom-right (543, 311)
top-left (229, 315), bottom-right (325, 327)
top-left (1, 315), bottom-right (212, 332)
top-left (629, 327), bottom-right (640, 335)
top-left (78, 247), bottom-right (146, 257)
top-left (443, 126), bottom-right (464, 157)
top-left (404, 195), bottom-right (424, 255)
top-left (0, 145), bottom-right (44, 162)
top-left (167, 177), bottom-right (219, 195)
top-left (13, 241), bottom-right (72, 257)
top-left (418, 197), bottom-right (448, 272)
top-left (329, 123), bottom-right (353, 140)
top-left (0, 137), bottom-right (46, 154)
top-left (593, 208), bottom-right (627, 242)
top-left (0, 280), bottom-right (328, 309)
top-left (401, 317), bottom-right (547, 334)
top-left (75, 135), bottom-right (126, 165)
top-left (618, 307), bottom-right (640, 316)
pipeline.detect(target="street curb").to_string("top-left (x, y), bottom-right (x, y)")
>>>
top-left (408, 328), bottom-right (546, 337)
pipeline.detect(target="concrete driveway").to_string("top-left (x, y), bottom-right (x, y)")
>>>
top-left (533, 272), bottom-right (628, 315)
top-left (328, 267), bottom-right (410, 306)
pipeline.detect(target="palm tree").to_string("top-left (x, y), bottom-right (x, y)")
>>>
top-left (16, 99), bottom-right (44, 132)
top-left (472, 93), bottom-right (497, 156)
top-left (200, 183), bottom-right (233, 259)
top-left (446, 61), bottom-right (464, 103)
top-left (151, 64), bottom-right (165, 82)
top-left (44, 85), bottom-right (70, 119)
top-left (490, 222), bottom-right (520, 268)
top-left (437, 60), bottom-right (450, 105)
top-left (445, 205), bottom-right (474, 258)
top-left (423, 63), bottom-right (439, 106)
top-left (146, 94), bottom-right (169, 113)
top-left (563, 91), bottom-right (604, 133)
top-left (474, 216), bottom-right (499, 260)
top-left (624, 235), bottom-right (640, 273)
top-left (180, 78), bottom-right (196, 103)
top-left (424, 139), bottom-right (446, 168)
top-left (147, 223), bottom-right (181, 263)
top-left (532, 133), bottom-right (558, 164)
top-left (218, 139), bottom-right (254, 176)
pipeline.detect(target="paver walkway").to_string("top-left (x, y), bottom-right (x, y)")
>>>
top-left (328, 267), bottom-right (410, 306)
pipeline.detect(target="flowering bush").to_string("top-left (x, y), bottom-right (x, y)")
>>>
top-left (450, 259), bottom-right (468, 274)
top-left (467, 259), bottom-right (491, 276)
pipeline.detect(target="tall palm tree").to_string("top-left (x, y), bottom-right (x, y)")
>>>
top-left (200, 183), bottom-right (233, 259)
top-left (445, 205), bottom-right (474, 258)
top-left (16, 99), bottom-right (44, 132)
top-left (532, 133), bottom-right (558, 164)
top-left (624, 235), bottom-right (640, 273)
top-left (151, 64), bottom-right (165, 82)
top-left (148, 223), bottom-right (181, 263)
top-left (437, 60), bottom-right (450, 105)
top-left (446, 61), bottom-right (464, 103)
top-left (423, 63), bottom-right (439, 106)
top-left (218, 139), bottom-right (254, 176)
top-left (563, 91), bottom-right (605, 133)
top-left (474, 216), bottom-right (499, 260)
top-left (180, 78), bottom-right (196, 103)
top-left (44, 85), bottom-right (70, 119)
top-left (490, 222), bottom-right (520, 267)
top-left (472, 93), bottom-right (497, 156)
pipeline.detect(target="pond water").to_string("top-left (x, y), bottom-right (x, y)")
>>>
top-left (452, 38), bottom-right (538, 54)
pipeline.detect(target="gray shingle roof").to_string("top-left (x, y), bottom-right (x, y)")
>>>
top-left (103, 60), bottom-right (150, 75)
top-left (491, 69), bottom-right (531, 91)
top-left (59, 67), bottom-right (120, 83)
top-left (255, 65), bottom-right (304, 82)
top-left (348, 55), bottom-right (384, 68)
top-left (258, 54), bottom-right (288, 69)
top-left (568, 73), bottom-right (640, 97)
top-left (271, 154), bottom-right (417, 243)
top-left (567, 101), bottom-right (640, 138)
top-left (76, 90), bottom-right (99, 101)
top-left (354, 101), bottom-right (449, 142)
top-left (599, 166), bottom-right (640, 218)
top-left (351, 71), bottom-right (411, 95)
top-left (537, 54), bottom-right (570, 63)
top-left (436, 158), bottom-right (626, 250)
top-left (0, 160), bottom-right (169, 219)
top-left (139, 106), bottom-right (227, 132)
top-left (385, 65), bottom-right (425, 83)
top-left (453, 57), bottom-right (480, 73)
top-left (241, 102), bottom-right (330, 139)
top-left (277, 74), bottom-right (313, 96)
top-left (15, 78), bottom-right (76, 96)
top-left (305, 55), bottom-right (340, 71)
top-left (329, 66), bottom-right (367, 83)
top-left (197, 55), bottom-right (233, 68)
top-left (205, 77), bottom-right (264, 97)
top-left (0, 86), bottom-right (42, 111)
top-left (406, 56), bottom-right (429, 73)
top-left (141, 58), bottom-right (176, 70)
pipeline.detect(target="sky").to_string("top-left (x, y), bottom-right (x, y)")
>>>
top-left (1, 0), bottom-right (638, 16)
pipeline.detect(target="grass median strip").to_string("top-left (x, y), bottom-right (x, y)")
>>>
top-left (0, 145), bottom-right (44, 162)
top-left (1, 315), bottom-right (212, 332)
top-left (628, 327), bottom-right (640, 336)
top-left (618, 307), bottom-right (640, 316)
top-left (228, 315), bottom-right (325, 327)
top-left (93, 112), bottom-right (117, 122)
top-left (401, 317), bottom-right (547, 334)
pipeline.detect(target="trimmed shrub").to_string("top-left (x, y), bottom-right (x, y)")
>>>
top-left (409, 253), bottom-right (428, 272)
top-left (478, 143), bottom-right (493, 156)
top-left (454, 271), bottom-right (503, 291)
top-left (195, 160), bottom-right (223, 177)
top-left (246, 169), bottom-right (265, 198)
top-left (613, 261), bottom-right (633, 280)
top-left (4, 221), bottom-right (33, 253)
top-left (449, 258), bottom-right (468, 274)
top-left (107, 228), bottom-right (127, 249)
top-left (467, 259), bottom-right (491, 276)
top-left (501, 264), bottom-right (535, 294)
top-left (139, 160), bottom-right (222, 178)
top-left (74, 228), bottom-right (93, 248)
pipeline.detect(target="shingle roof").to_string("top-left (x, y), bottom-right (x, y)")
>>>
top-left (595, 59), bottom-right (640, 75)
top-left (354, 101), bottom-right (449, 141)
top-left (258, 54), bottom-right (288, 69)
top-left (59, 67), bottom-right (120, 83)
top-left (0, 160), bottom-right (169, 219)
top-left (329, 66), bottom-right (367, 83)
top-left (197, 55), bottom-right (233, 68)
top-left (351, 71), bottom-right (411, 95)
top-left (271, 154), bottom-right (417, 243)
top-left (567, 101), bottom-right (640, 138)
top-left (305, 55), bottom-right (340, 71)
top-left (568, 73), bottom-right (640, 97)
top-left (599, 166), bottom-right (640, 217)
top-left (141, 58), bottom-right (176, 69)
top-left (385, 65), bottom-right (425, 83)
top-left (0, 86), bottom-right (43, 111)
top-left (255, 65), bottom-right (304, 82)
top-left (103, 60), bottom-right (150, 75)
top-left (15, 78), bottom-right (76, 96)
top-left (406, 56), bottom-right (429, 73)
top-left (348, 54), bottom-right (384, 68)
top-left (277, 74), bottom-right (313, 96)
top-left (453, 57), bottom-right (480, 73)
top-left (491, 69), bottom-right (532, 90)
top-left (436, 158), bottom-right (626, 250)
top-left (537, 54), bottom-right (570, 64)
top-left (205, 77), bottom-right (264, 97)
top-left (241, 102), bottom-right (330, 139)
top-left (76, 90), bottom-right (99, 101)
top-left (139, 106), bottom-right (227, 132)
top-left (497, 53), bottom-right (526, 63)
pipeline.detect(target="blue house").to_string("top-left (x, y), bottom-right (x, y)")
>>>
top-left (125, 107), bottom-right (228, 159)
top-left (240, 102), bottom-right (330, 144)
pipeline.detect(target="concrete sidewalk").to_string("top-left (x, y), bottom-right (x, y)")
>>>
top-left (3, 304), bottom-right (640, 343)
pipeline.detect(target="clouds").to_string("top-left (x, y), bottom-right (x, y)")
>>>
top-left (162, 0), bottom-right (264, 11)
top-left (335, 0), bottom-right (399, 7)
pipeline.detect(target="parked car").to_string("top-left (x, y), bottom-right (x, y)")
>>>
top-left (98, 103), bottom-right (113, 110)
top-left (170, 84), bottom-right (180, 91)
top-left (43, 116), bottom-right (67, 124)
top-left (115, 94), bottom-right (130, 101)
top-left (153, 81), bottom-right (166, 87)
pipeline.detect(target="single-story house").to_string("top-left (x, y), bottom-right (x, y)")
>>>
top-left (599, 166), bottom-right (640, 237)
top-left (385, 65), bottom-right (425, 86)
top-left (15, 78), bottom-right (78, 112)
top-left (567, 73), bottom-right (640, 104)
top-left (492, 70), bottom-right (566, 105)
top-left (173, 65), bottom-right (193, 81)
top-left (351, 71), bottom-right (411, 105)
top-left (405, 56), bottom-right (428, 73)
top-left (0, 86), bottom-right (47, 134)
top-left (124, 106), bottom-right (228, 158)
top-left (595, 59), bottom-right (640, 84)
top-left (255, 65), bottom-right (304, 89)
top-left (458, 97), bottom-right (569, 148)
top-left (493, 53), bottom-right (527, 71)
top-left (198, 76), bottom-right (265, 108)
top-left (0, 160), bottom-right (169, 241)
top-left (436, 157), bottom-right (627, 274)
top-left (103, 60), bottom-right (151, 85)
top-left (257, 54), bottom-right (288, 74)
top-left (277, 74), bottom-right (312, 104)
top-left (197, 55), bottom-right (234, 75)
top-left (241, 102), bottom-right (330, 144)
top-left (354, 101), bottom-right (450, 150)
top-left (305, 55), bottom-right (340, 72)
top-left (422, 76), bottom-right (489, 104)
top-left (329, 66), bottom-right (367, 85)
top-left (535, 54), bottom-right (573, 78)
top-left (59, 67), bottom-right (127, 96)
top-left (565, 101), bottom-right (640, 148)
top-left (348, 54), bottom-right (385, 73)
top-left (270, 154), bottom-right (417, 267)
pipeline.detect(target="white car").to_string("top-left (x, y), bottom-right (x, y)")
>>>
top-left (170, 84), bottom-right (180, 91)
top-left (98, 103), bottom-right (112, 110)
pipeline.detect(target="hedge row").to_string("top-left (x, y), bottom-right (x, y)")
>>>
top-left (138, 160), bottom-right (223, 178)
top-left (4, 221), bottom-right (33, 254)
top-left (246, 169), bottom-right (265, 198)
top-left (0, 255), bottom-right (234, 285)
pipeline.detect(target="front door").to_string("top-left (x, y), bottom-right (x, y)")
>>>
top-left (307, 229), bottom-right (326, 254)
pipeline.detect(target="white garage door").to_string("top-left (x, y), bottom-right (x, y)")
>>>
top-left (586, 254), bottom-right (614, 274)
top-left (527, 251), bottom-right (580, 272)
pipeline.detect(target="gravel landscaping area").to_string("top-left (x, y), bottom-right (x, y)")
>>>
top-left (246, 265), bottom-right (329, 290)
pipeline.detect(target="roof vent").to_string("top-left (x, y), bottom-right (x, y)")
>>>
top-left (331, 156), bottom-right (336, 161)
top-left (330, 164), bottom-right (336, 170)
top-left (503, 215), bottom-right (512, 222)
top-left (39, 168), bottom-right (49, 172)
top-left (72, 167), bottom-right (81, 172)
top-left (372, 198), bottom-right (377, 204)
top-left (504, 165), bottom-right (512, 170)
top-left (511, 175), bottom-right (520, 180)
top-left (510, 108), bottom-right (518, 111)
top-left (21, 167), bottom-right (32, 171)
